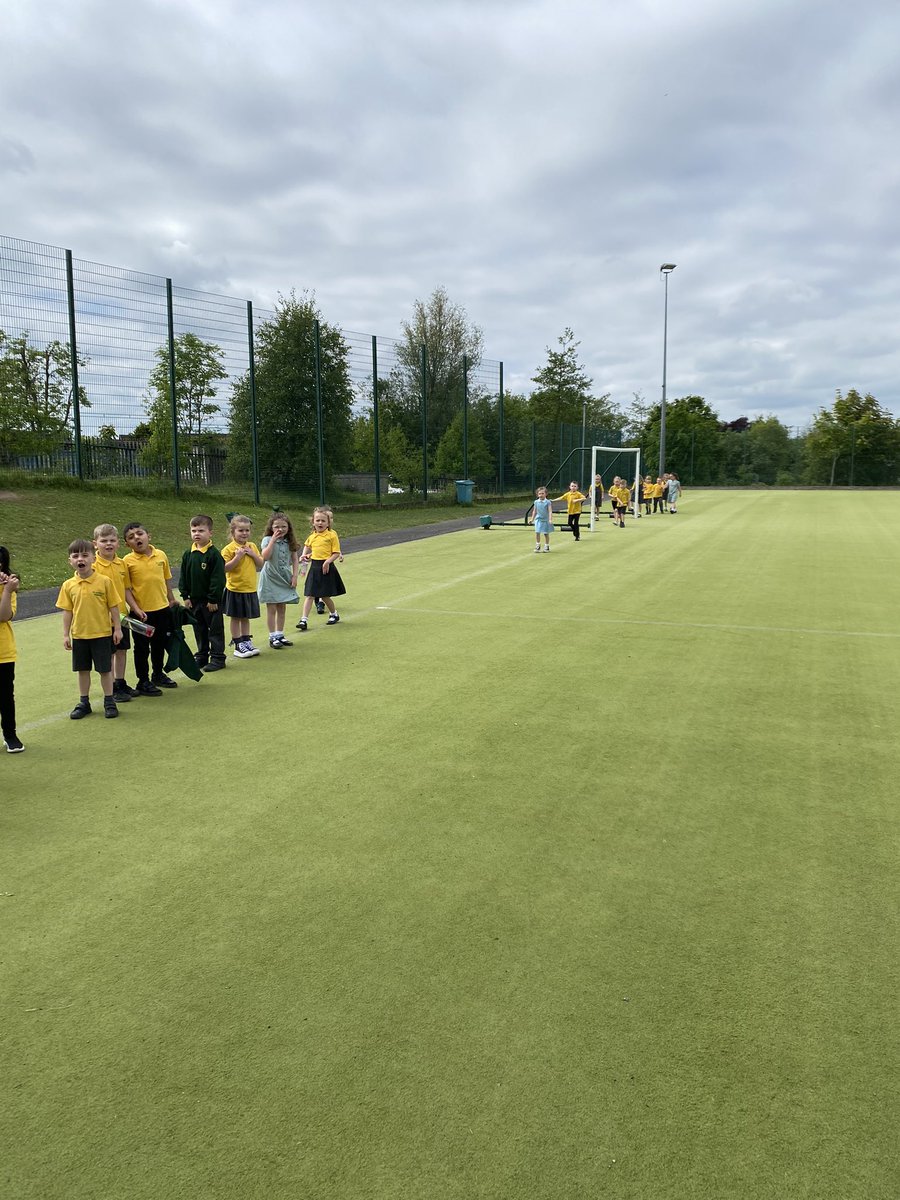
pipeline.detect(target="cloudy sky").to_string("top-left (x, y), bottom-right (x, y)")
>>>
top-left (3, 0), bottom-right (899, 428)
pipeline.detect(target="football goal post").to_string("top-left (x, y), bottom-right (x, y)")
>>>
top-left (587, 445), bottom-right (642, 531)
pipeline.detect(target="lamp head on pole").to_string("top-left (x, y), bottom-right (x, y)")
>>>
top-left (660, 263), bottom-right (676, 275)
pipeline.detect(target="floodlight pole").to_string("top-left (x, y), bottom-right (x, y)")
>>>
top-left (659, 263), bottom-right (676, 476)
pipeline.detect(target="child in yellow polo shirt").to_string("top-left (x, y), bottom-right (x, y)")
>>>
top-left (222, 514), bottom-right (264, 658)
top-left (56, 540), bottom-right (123, 720)
top-left (610, 478), bottom-right (631, 527)
top-left (0, 544), bottom-right (24, 752)
top-left (551, 481), bottom-right (587, 541)
top-left (123, 523), bottom-right (178, 696)
top-left (93, 523), bottom-right (139, 703)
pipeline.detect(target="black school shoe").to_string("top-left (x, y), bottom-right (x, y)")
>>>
top-left (316, 601), bottom-right (326, 615)
top-left (104, 699), bottom-right (119, 719)
top-left (4, 736), bottom-right (25, 753)
top-left (135, 680), bottom-right (163, 697)
top-left (151, 673), bottom-right (178, 689)
top-left (70, 699), bottom-right (92, 720)
top-left (203, 661), bottom-right (226, 672)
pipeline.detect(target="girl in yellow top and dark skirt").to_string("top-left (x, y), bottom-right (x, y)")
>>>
top-left (296, 508), bottom-right (346, 631)
top-left (0, 545), bottom-right (23, 753)
top-left (222, 514), bottom-right (264, 659)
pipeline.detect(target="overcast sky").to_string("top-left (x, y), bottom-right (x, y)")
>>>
top-left (3, 0), bottom-right (899, 428)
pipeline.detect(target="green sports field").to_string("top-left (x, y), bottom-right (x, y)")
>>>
top-left (2, 490), bottom-right (898, 1200)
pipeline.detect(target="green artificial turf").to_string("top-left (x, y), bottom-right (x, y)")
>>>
top-left (2, 491), bottom-right (898, 1199)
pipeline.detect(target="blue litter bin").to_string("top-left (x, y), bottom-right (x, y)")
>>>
top-left (455, 479), bottom-right (475, 505)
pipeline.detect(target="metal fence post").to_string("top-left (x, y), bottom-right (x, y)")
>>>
top-left (498, 361), bottom-right (504, 497)
top-left (372, 335), bottom-right (381, 505)
top-left (530, 421), bottom-right (536, 493)
top-left (420, 344), bottom-right (428, 502)
top-left (247, 301), bottom-right (260, 505)
top-left (165, 278), bottom-right (180, 495)
top-left (462, 353), bottom-right (469, 481)
top-left (64, 249), bottom-right (83, 480)
top-left (314, 320), bottom-right (326, 504)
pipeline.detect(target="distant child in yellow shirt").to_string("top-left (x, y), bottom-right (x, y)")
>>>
top-left (551, 481), bottom-right (587, 541)
top-left (56, 540), bottom-right (123, 720)
top-left (610, 477), bottom-right (631, 527)
top-left (590, 473), bottom-right (605, 518)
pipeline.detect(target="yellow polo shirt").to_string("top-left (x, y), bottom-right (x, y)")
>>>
top-left (124, 546), bottom-right (172, 611)
top-left (304, 529), bottom-right (341, 561)
top-left (222, 540), bottom-right (261, 593)
top-left (0, 591), bottom-right (16, 664)
top-left (92, 553), bottom-right (127, 614)
top-left (56, 572), bottom-right (118, 639)
top-left (552, 490), bottom-right (586, 515)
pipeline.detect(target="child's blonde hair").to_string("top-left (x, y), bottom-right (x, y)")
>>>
top-left (264, 511), bottom-right (299, 551)
top-left (229, 514), bottom-right (252, 534)
top-left (311, 507), bottom-right (333, 529)
top-left (93, 523), bottom-right (118, 539)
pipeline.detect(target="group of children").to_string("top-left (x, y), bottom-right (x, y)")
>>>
top-left (0, 507), bottom-right (346, 752)
top-left (528, 471), bottom-right (683, 549)
top-left (637, 473), bottom-right (682, 516)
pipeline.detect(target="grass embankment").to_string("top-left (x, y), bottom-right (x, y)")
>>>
top-left (0, 481), bottom-right (528, 590)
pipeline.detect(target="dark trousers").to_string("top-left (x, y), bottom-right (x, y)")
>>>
top-left (569, 512), bottom-right (581, 540)
top-left (653, 497), bottom-right (665, 513)
top-left (0, 662), bottom-right (16, 741)
top-left (191, 603), bottom-right (226, 665)
top-left (132, 607), bottom-right (172, 681)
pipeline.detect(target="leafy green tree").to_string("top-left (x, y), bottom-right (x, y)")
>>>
top-left (142, 333), bottom-right (226, 475)
top-left (804, 389), bottom-right (899, 485)
top-left (350, 411), bottom-right (375, 474)
top-left (0, 329), bottom-right (89, 453)
top-left (642, 395), bottom-right (722, 484)
top-left (528, 328), bottom-right (594, 425)
top-left (433, 410), bottom-right (493, 480)
top-left (390, 286), bottom-right (484, 448)
top-left (745, 416), bottom-right (796, 484)
top-left (227, 292), bottom-right (354, 491)
top-left (380, 425), bottom-right (422, 495)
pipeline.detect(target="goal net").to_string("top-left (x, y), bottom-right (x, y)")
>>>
top-left (587, 445), bottom-right (642, 530)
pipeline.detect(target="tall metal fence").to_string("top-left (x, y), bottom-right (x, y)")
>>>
top-left (1, 235), bottom-right (622, 503)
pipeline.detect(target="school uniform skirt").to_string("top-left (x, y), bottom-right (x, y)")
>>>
top-left (304, 560), bottom-right (346, 598)
top-left (223, 590), bottom-right (261, 619)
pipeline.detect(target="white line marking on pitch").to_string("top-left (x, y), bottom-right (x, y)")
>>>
top-left (373, 605), bottom-right (900, 640)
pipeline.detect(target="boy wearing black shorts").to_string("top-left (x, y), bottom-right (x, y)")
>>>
top-left (56, 540), bottom-right (123, 720)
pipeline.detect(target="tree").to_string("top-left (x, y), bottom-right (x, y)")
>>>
top-left (641, 395), bottom-right (722, 484)
top-left (804, 389), bottom-right (899, 486)
top-left (142, 333), bottom-right (227, 476)
top-left (528, 328), bottom-right (594, 426)
top-left (380, 425), bottom-right (423, 495)
top-left (745, 416), bottom-right (796, 484)
top-left (227, 292), bottom-right (354, 491)
top-left (0, 328), bottom-right (89, 454)
top-left (433, 410), bottom-right (494, 481)
top-left (390, 286), bottom-right (484, 448)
